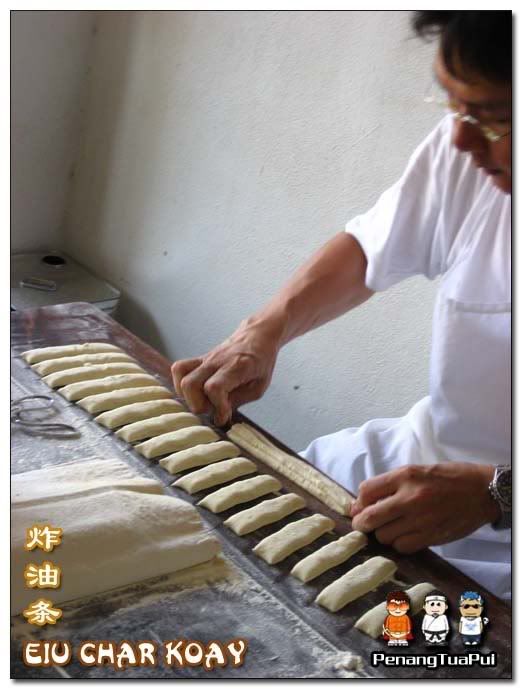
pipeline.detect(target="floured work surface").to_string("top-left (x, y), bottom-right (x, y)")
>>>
top-left (10, 303), bottom-right (511, 679)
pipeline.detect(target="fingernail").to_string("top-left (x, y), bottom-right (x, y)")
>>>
top-left (349, 503), bottom-right (360, 518)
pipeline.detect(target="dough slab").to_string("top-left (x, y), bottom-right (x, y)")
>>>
top-left (21, 342), bottom-right (123, 365)
top-left (198, 475), bottom-right (282, 513)
top-left (61, 374), bottom-right (162, 402)
top-left (253, 514), bottom-right (335, 565)
top-left (96, 399), bottom-right (185, 429)
top-left (224, 493), bottom-right (306, 536)
top-left (290, 531), bottom-right (368, 583)
top-left (159, 441), bottom-right (241, 474)
top-left (12, 457), bottom-right (164, 504)
top-left (315, 556), bottom-right (397, 613)
top-left (136, 426), bottom-right (219, 459)
top-left (43, 362), bottom-right (144, 388)
top-left (32, 352), bottom-right (135, 376)
top-left (116, 412), bottom-right (201, 443)
top-left (79, 386), bottom-right (173, 414)
top-left (173, 457), bottom-right (257, 494)
top-left (11, 459), bottom-right (221, 615)
top-left (354, 582), bottom-right (435, 638)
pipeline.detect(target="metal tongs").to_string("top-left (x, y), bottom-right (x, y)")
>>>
top-left (11, 395), bottom-right (79, 437)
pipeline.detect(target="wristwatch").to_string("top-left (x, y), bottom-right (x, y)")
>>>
top-left (488, 465), bottom-right (511, 530)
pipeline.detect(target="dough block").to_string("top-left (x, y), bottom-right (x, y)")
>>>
top-left (42, 362), bottom-right (144, 388)
top-left (315, 556), bottom-right (397, 613)
top-left (116, 412), bottom-right (201, 443)
top-left (12, 458), bottom-right (164, 504)
top-left (290, 531), bottom-right (368, 583)
top-left (224, 493), bottom-right (306, 536)
top-left (198, 475), bottom-right (282, 513)
top-left (354, 582), bottom-right (435, 638)
top-left (136, 426), bottom-right (219, 459)
top-left (11, 461), bottom-right (221, 615)
top-left (79, 386), bottom-right (172, 414)
top-left (21, 342), bottom-right (122, 365)
top-left (96, 399), bottom-right (185, 428)
top-left (173, 457), bottom-right (257, 494)
top-left (159, 441), bottom-right (241, 474)
top-left (253, 514), bottom-right (335, 565)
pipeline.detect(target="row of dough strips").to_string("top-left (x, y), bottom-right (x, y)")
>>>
top-left (21, 342), bottom-right (436, 638)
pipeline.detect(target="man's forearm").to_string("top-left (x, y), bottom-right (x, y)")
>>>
top-left (244, 231), bottom-right (373, 347)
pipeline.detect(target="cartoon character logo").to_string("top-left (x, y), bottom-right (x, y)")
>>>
top-left (458, 591), bottom-right (489, 646)
top-left (382, 591), bottom-right (413, 646)
top-left (421, 591), bottom-right (450, 646)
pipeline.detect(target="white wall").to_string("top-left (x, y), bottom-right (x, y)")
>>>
top-left (64, 10), bottom-right (442, 451)
top-left (11, 10), bottom-right (95, 253)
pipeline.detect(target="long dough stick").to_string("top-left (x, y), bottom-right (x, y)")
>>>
top-left (96, 399), bottom-right (185, 429)
top-left (136, 426), bottom-right (219, 459)
top-left (354, 582), bottom-right (435, 639)
top-left (173, 457), bottom-right (257, 494)
top-left (33, 352), bottom-right (135, 376)
top-left (290, 531), bottom-right (368, 583)
top-left (227, 423), bottom-right (354, 514)
top-left (22, 342), bottom-right (122, 365)
top-left (116, 412), bottom-right (201, 443)
top-left (315, 556), bottom-right (397, 612)
top-left (253, 514), bottom-right (335, 565)
top-left (62, 375), bottom-right (162, 402)
top-left (79, 386), bottom-right (171, 414)
top-left (159, 441), bottom-right (241, 474)
top-left (198, 475), bottom-right (281, 513)
top-left (224, 493), bottom-right (306, 536)
top-left (43, 363), bottom-right (144, 388)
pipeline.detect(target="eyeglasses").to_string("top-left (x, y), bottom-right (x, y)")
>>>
top-left (424, 87), bottom-right (511, 143)
top-left (461, 603), bottom-right (481, 610)
top-left (388, 601), bottom-right (410, 610)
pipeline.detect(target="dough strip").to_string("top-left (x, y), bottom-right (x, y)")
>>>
top-left (22, 342), bottom-right (122, 365)
top-left (227, 423), bottom-right (354, 515)
top-left (198, 475), bottom-right (282, 513)
top-left (159, 441), bottom-right (241, 473)
top-left (290, 531), bottom-right (368, 583)
top-left (224, 493), bottom-right (306, 536)
top-left (173, 457), bottom-right (257, 494)
top-left (315, 556), bottom-right (397, 612)
top-left (253, 514), bottom-right (335, 565)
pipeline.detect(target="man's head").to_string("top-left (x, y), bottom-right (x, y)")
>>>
top-left (412, 11), bottom-right (512, 194)
top-left (386, 590), bottom-right (411, 616)
top-left (458, 591), bottom-right (484, 618)
top-left (423, 591), bottom-right (448, 617)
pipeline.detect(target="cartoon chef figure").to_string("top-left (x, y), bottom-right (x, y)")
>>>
top-left (421, 591), bottom-right (450, 645)
top-left (459, 591), bottom-right (489, 646)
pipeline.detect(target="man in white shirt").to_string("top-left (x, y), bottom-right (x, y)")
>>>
top-left (172, 11), bottom-right (512, 601)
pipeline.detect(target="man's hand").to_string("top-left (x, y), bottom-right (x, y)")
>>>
top-left (349, 462), bottom-right (500, 553)
top-left (172, 232), bottom-right (372, 426)
top-left (172, 317), bottom-right (282, 426)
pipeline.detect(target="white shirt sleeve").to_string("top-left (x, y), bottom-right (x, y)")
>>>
top-left (345, 116), bottom-right (463, 292)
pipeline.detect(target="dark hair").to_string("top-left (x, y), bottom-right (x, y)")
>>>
top-left (387, 590), bottom-right (410, 605)
top-left (411, 11), bottom-right (512, 84)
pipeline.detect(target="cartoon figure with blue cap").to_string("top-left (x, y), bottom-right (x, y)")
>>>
top-left (458, 591), bottom-right (489, 646)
